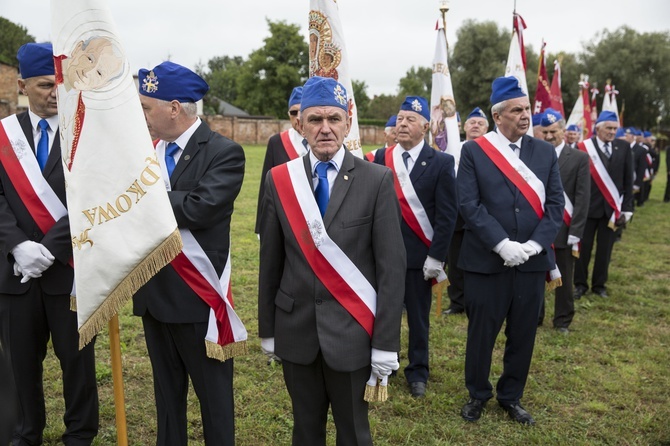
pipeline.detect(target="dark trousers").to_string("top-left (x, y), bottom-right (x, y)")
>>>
top-left (664, 174), bottom-right (670, 202)
top-left (553, 247), bottom-right (576, 328)
top-left (142, 313), bottom-right (235, 446)
top-left (464, 269), bottom-right (544, 404)
top-left (403, 269), bottom-right (433, 384)
top-left (0, 339), bottom-right (16, 445)
top-left (0, 285), bottom-right (98, 446)
top-left (282, 353), bottom-right (371, 446)
top-left (447, 229), bottom-right (465, 312)
top-left (574, 217), bottom-right (616, 292)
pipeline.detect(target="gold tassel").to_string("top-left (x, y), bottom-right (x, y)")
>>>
top-left (70, 295), bottom-right (77, 312)
top-left (363, 382), bottom-right (389, 403)
top-left (78, 229), bottom-right (183, 349)
top-left (205, 340), bottom-right (248, 362)
top-left (545, 277), bottom-right (563, 292)
top-left (572, 250), bottom-right (580, 259)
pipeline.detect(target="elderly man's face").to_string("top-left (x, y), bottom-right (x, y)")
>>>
top-left (139, 95), bottom-right (174, 141)
top-left (300, 106), bottom-right (351, 162)
top-left (464, 117), bottom-right (488, 140)
top-left (596, 122), bottom-right (619, 143)
top-left (288, 104), bottom-right (301, 132)
top-left (66, 37), bottom-right (123, 91)
top-left (396, 110), bottom-right (428, 149)
top-left (493, 97), bottom-right (531, 142)
top-left (565, 130), bottom-right (579, 144)
top-left (19, 75), bottom-right (57, 118)
top-left (542, 122), bottom-right (565, 147)
top-left (384, 127), bottom-right (396, 147)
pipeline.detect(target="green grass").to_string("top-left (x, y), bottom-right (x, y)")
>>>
top-left (38, 147), bottom-right (670, 445)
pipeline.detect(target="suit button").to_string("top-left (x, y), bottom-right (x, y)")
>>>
top-left (32, 232), bottom-right (40, 239)
top-left (515, 208), bottom-right (520, 213)
top-left (315, 299), bottom-right (322, 305)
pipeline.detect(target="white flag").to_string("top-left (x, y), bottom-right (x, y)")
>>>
top-left (504, 16), bottom-right (532, 135)
top-left (309, 0), bottom-right (362, 157)
top-left (430, 22), bottom-right (461, 164)
top-left (602, 83), bottom-right (619, 120)
top-left (52, 0), bottom-right (182, 347)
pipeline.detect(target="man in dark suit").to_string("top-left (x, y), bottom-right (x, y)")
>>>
top-left (259, 76), bottom-right (405, 445)
top-left (664, 143), bottom-right (670, 203)
top-left (0, 43), bottom-right (99, 445)
top-left (444, 107), bottom-right (489, 316)
top-left (565, 124), bottom-right (580, 148)
top-left (255, 86), bottom-right (306, 234)
top-left (458, 77), bottom-right (564, 425)
top-left (574, 111), bottom-right (634, 299)
top-left (627, 128), bottom-right (647, 207)
top-left (134, 62), bottom-right (245, 445)
top-left (539, 109), bottom-right (590, 332)
top-left (373, 96), bottom-right (457, 397)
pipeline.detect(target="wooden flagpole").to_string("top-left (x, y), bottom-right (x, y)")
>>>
top-left (108, 315), bottom-right (128, 446)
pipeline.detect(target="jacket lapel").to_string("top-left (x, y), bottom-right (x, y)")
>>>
top-left (409, 143), bottom-right (433, 183)
top-left (323, 150), bottom-right (354, 229)
top-left (170, 121), bottom-right (205, 186)
top-left (43, 129), bottom-right (61, 177)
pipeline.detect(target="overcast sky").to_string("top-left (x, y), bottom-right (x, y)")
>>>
top-left (3, 0), bottom-right (669, 96)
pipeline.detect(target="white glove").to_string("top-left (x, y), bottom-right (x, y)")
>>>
top-left (371, 348), bottom-right (399, 377)
top-left (13, 262), bottom-right (22, 277)
top-left (498, 240), bottom-right (529, 267)
top-left (260, 337), bottom-right (281, 362)
top-left (11, 241), bottom-right (54, 280)
top-left (633, 185), bottom-right (641, 193)
top-left (622, 212), bottom-right (633, 224)
top-left (567, 235), bottom-right (580, 246)
top-left (422, 256), bottom-right (444, 281)
top-left (366, 368), bottom-right (389, 387)
top-left (520, 240), bottom-right (542, 257)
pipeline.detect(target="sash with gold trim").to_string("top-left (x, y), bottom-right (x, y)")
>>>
top-left (578, 139), bottom-right (622, 230)
top-left (0, 115), bottom-right (71, 265)
top-left (279, 128), bottom-right (307, 161)
top-left (156, 141), bottom-right (247, 361)
top-left (270, 158), bottom-right (376, 337)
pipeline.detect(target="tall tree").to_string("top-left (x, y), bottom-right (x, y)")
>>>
top-left (365, 94), bottom-right (401, 121)
top-left (0, 17), bottom-right (35, 66)
top-left (451, 20), bottom-right (511, 120)
top-left (398, 66), bottom-right (432, 98)
top-left (546, 51), bottom-right (584, 121)
top-left (351, 79), bottom-right (370, 117)
top-left (199, 55), bottom-right (246, 114)
top-left (235, 19), bottom-right (309, 118)
top-left (581, 27), bottom-right (670, 129)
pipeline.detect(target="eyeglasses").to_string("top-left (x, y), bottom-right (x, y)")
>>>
top-left (288, 110), bottom-right (299, 116)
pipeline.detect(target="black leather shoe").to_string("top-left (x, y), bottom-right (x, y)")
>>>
top-left (409, 381), bottom-right (426, 398)
top-left (555, 327), bottom-right (569, 334)
top-left (499, 402), bottom-right (535, 425)
top-left (442, 307), bottom-right (464, 315)
top-left (574, 286), bottom-right (587, 300)
top-left (593, 288), bottom-right (609, 298)
top-left (461, 398), bottom-right (486, 421)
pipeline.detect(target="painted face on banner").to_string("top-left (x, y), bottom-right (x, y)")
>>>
top-left (66, 37), bottom-right (123, 91)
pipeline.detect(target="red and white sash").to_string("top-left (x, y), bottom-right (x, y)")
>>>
top-left (643, 152), bottom-right (653, 181)
top-left (364, 149), bottom-right (377, 162)
top-left (279, 128), bottom-right (307, 161)
top-left (563, 192), bottom-right (580, 257)
top-left (0, 116), bottom-right (69, 241)
top-left (157, 142), bottom-right (247, 361)
top-left (271, 158), bottom-right (376, 337)
top-left (578, 139), bottom-right (622, 229)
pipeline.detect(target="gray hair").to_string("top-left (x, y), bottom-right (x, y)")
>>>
top-left (180, 102), bottom-right (198, 117)
top-left (491, 100), bottom-right (507, 116)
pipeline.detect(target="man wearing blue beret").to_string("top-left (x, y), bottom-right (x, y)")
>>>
top-left (538, 108), bottom-right (590, 332)
top-left (258, 76), bottom-right (405, 445)
top-left (574, 111), bottom-right (633, 299)
top-left (458, 76), bottom-right (564, 425)
top-left (372, 96), bottom-right (457, 398)
top-left (627, 128), bottom-right (649, 207)
top-left (531, 113), bottom-right (544, 138)
top-left (364, 115), bottom-right (396, 162)
top-left (565, 124), bottom-right (580, 148)
top-left (134, 61), bottom-right (245, 445)
top-left (255, 86), bottom-right (307, 235)
top-left (0, 42), bottom-right (99, 445)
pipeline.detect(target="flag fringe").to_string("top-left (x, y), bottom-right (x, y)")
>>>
top-left (545, 277), bottom-right (562, 292)
top-left (364, 382), bottom-right (388, 403)
top-left (70, 295), bottom-right (77, 312)
top-left (205, 339), bottom-right (248, 362)
top-left (78, 229), bottom-right (183, 349)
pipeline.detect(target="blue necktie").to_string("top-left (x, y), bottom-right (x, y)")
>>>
top-left (509, 143), bottom-right (520, 157)
top-left (36, 119), bottom-right (49, 171)
top-left (165, 142), bottom-right (180, 177)
top-left (402, 151), bottom-right (411, 170)
top-left (314, 162), bottom-right (332, 217)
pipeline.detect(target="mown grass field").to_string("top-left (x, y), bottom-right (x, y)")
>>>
top-left (39, 145), bottom-right (670, 445)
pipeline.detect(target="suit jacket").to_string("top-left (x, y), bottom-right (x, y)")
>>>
top-left (255, 132), bottom-right (294, 234)
top-left (133, 121), bottom-right (245, 323)
top-left (372, 143), bottom-right (457, 269)
top-left (258, 150), bottom-right (406, 372)
top-left (457, 134), bottom-right (564, 274)
top-left (585, 137), bottom-right (634, 219)
top-left (554, 145), bottom-right (591, 248)
top-left (631, 142), bottom-right (648, 189)
top-left (0, 112), bottom-right (73, 295)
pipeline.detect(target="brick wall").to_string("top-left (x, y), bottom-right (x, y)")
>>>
top-left (0, 63), bottom-right (18, 118)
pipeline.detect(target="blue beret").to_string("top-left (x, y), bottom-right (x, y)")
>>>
top-left (595, 110), bottom-right (618, 125)
top-left (615, 127), bottom-right (625, 138)
top-left (633, 128), bottom-right (642, 136)
top-left (643, 131), bottom-right (652, 138)
top-left (399, 96), bottom-right (430, 122)
top-left (288, 87), bottom-right (302, 108)
top-left (385, 115), bottom-right (397, 127)
top-left (17, 43), bottom-right (54, 79)
top-left (624, 127), bottom-right (634, 135)
top-left (138, 61), bottom-right (209, 102)
top-left (566, 124), bottom-right (579, 132)
top-left (300, 76), bottom-right (348, 113)
top-left (490, 76), bottom-right (526, 105)
top-left (467, 107), bottom-right (486, 121)
top-left (540, 108), bottom-right (563, 127)
top-left (532, 114), bottom-right (543, 126)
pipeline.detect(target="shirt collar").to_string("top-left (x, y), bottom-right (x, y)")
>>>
top-left (310, 146), bottom-right (345, 175)
top-left (28, 110), bottom-right (58, 132)
top-left (595, 136), bottom-right (610, 148)
top-left (555, 141), bottom-right (565, 158)
top-left (495, 129), bottom-right (523, 149)
top-left (167, 117), bottom-right (201, 150)
top-left (396, 140), bottom-right (424, 160)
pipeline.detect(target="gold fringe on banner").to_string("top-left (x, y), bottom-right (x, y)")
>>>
top-left (364, 381), bottom-right (389, 403)
top-left (70, 295), bottom-right (77, 312)
top-left (205, 340), bottom-right (248, 362)
top-left (545, 277), bottom-right (562, 292)
top-left (78, 229), bottom-right (183, 349)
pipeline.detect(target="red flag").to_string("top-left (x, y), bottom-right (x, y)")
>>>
top-left (590, 86), bottom-right (599, 129)
top-left (550, 59), bottom-right (565, 116)
top-left (532, 41), bottom-right (552, 114)
top-left (581, 79), bottom-right (593, 139)
top-left (513, 13), bottom-right (527, 71)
